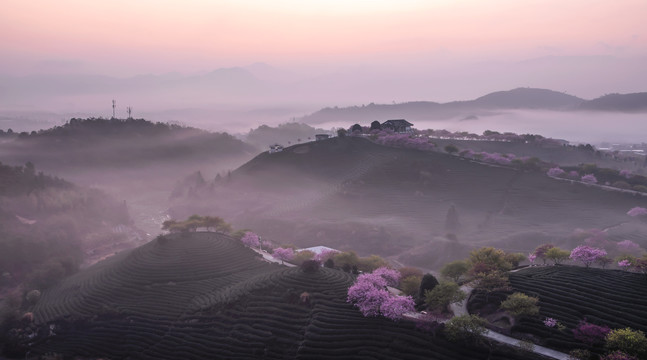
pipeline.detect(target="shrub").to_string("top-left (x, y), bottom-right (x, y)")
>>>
top-left (601, 351), bottom-right (638, 360)
top-left (568, 349), bottom-right (592, 360)
top-left (633, 185), bottom-right (647, 193)
top-left (500, 292), bottom-right (539, 317)
top-left (292, 250), bottom-right (316, 265)
top-left (504, 253), bottom-right (526, 268)
top-left (418, 273), bottom-right (439, 299)
top-left (400, 276), bottom-right (422, 297)
top-left (605, 328), bottom-right (647, 358)
top-left (573, 320), bottom-right (610, 346)
top-left (469, 247), bottom-right (512, 273)
top-left (440, 260), bottom-right (470, 282)
top-left (545, 247), bottom-right (570, 265)
top-left (612, 181), bottom-right (632, 190)
top-left (444, 315), bottom-right (487, 342)
top-left (424, 282), bottom-right (466, 312)
top-left (444, 144), bottom-right (459, 154)
top-left (300, 260), bottom-right (321, 273)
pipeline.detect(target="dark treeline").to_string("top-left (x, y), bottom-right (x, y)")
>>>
top-left (0, 117), bottom-right (255, 168)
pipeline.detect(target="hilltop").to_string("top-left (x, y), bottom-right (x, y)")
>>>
top-left (10, 232), bottom-right (544, 359)
top-left (169, 136), bottom-right (647, 269)
top-left (0, 117), bottom-right (256, 169)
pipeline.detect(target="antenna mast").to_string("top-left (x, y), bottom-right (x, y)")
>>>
top-left (112, 99), bottom-right (116, 119)
top-left (127, 106), bottom-right (132, 119)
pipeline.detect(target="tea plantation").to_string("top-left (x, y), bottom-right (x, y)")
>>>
top-left (508, 266), bottom-right (647, 352)
top-left (25, 232), bottom-right (545, 359)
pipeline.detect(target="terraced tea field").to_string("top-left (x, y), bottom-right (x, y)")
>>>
top-left (508, 266), bottom-right (647, 351)
top-left (29, 232), bottom-right (544, 359)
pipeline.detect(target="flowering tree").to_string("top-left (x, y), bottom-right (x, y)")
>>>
top-left (544, 317), bottom-right (558, 328)
top-left (568, 170), bottom-right (580, 179)
top-left (573, 320), bottom-right (610, 346)
top-left (617, 240), bottom-right (642, 254)
top-left (618, 259), bottom-right (632, 271)
top-left (627, 207), bottom-right (647, 217)
top-left (314, 249), bottom-right (339, 263)
top-left (547, 167), bottom-right (565, 177)
top-left (372, 267), bottom-right (401, 287)
top-left (380, 295), bottom-right (415, 320)
top-left (533, 244), bottom-right (555, 265)
top-left (620, 169), bottom-right (633, 179)
top-left (570, 245), bottom-right (607, 268)
top-left (347, 268), bottom-right (414, 320)
top-left (528, 253), bottom-right (537, 264)
top-left (272, 247), bottom-right (294, 264)
top-left (581, 174), bottom-right (598, 184)
top-left (240, 232), bottom-right (260, 248)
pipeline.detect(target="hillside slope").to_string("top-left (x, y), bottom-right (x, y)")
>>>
top-left (22, 232), bottom-right (544, 359)
top-left (170, 137), bottom-right (647, 269)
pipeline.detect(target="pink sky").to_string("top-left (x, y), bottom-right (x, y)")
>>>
top-left (2, 0), bottom-right (646, 76)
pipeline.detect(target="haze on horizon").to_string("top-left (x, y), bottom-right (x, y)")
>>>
top-left (1, 0), bottom-right (646, 139)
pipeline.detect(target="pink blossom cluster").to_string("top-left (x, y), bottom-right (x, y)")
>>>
top-left (580, 174), bottom-right (598, 184)
top-left (347, 267), bottom-right (414, 320)
top-left (543, 317), bottom-right (558, 328)
top-left (461, 150), bottom-right (520, 166)
top-left (272, 247), bottom-right (294, 263)
top-left (568, 170), bottom-right (580, 179)
top-left (528, 253), bottom-right (537, 264)
top-left (314, 249), bottom-right (339, 263)
top-left (573, 321), bottom-right (610, 346)
top-left (619, 169), bottom-right (633, 179)
top-left (240, 232), bottom-right (260, 248)
top-left (569, 245), bottom-right (607, 268)
top-left (617, 240), bottom-right (642, 254)
top-left (547, 167), bottom-right (565, 177)
top-left (618, 259), bottom-right (632, 270)
top-left (627, 207), bottom-right (647, 217)
top-left (374, 133), bottom-right (435, 151)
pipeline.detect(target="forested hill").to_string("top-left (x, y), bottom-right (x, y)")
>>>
top-left (0, 117), bottom-right (257, 168)
top-left (0, 162), bottom-right (133, 294)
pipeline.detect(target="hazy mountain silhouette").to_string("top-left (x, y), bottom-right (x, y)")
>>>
top-left (300, 88), bottom-right (631, 124)
top-left (579, 92), bottom-right (647, 112)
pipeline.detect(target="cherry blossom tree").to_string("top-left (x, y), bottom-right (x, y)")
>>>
top-left (272, 247), bottom-right (294, 264)
top-left (627, 207), bottom-right (647, 217)
top-left (573, 320), bottom-right (610, 346)
top-left (618, 259), bottom-right (632, 271)
top-left (347, 268), bottom-right (414, 320)
top-left (617, 240), bottom-right (642, 254)
top-left (240, 232), bottom-right (260, 248)
top-left (570, 245), bottom-right (607, 268)
top-left (581, 174), bottom-right (598, 184)
top-left (547, 167), bottom-right (565, 177)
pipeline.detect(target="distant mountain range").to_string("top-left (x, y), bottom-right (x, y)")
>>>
top-left (300, 88), bottom-right (647, 124)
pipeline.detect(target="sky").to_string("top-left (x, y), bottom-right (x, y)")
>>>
top-left (2, 0), bottom-right (646, 76)
top-left (1, 0), bottom-right (647, 137)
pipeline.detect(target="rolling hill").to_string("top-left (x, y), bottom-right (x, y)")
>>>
top-left (17, 232), bottom-right (544, 359)
top-left (169, 136), bottom-right (647, 269)
top-left (299, 88), bottom-right (646, 124)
